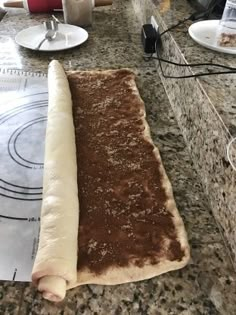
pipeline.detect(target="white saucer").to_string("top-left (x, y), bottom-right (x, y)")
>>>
top-left (188, 20), bottom-right (236, 55)
top-left (15, 24), bottom-right (88, 51)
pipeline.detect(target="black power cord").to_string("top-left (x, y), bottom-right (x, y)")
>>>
top-left (159, 16), bottom-right (191, 37)
top-left (144, 54), bottom-right (236, 71)
top-left (144, 11), bottom-right (236, 79)
top-left (154, 50), bottom-right (236, 79)
top-left (159, 10), bottom-right (215, 37)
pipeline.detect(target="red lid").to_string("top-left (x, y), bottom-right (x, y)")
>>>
top-left (27, 0), bottom-right (62, 13)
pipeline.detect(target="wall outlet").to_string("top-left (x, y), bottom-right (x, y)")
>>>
top-left (151, 16), bottom-right (159, 34)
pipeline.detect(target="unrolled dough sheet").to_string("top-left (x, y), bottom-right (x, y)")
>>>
top-left (32, 60), bottom-right (190, 302)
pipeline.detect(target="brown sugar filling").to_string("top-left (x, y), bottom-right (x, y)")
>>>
top-left (68, 69), bottom-right (184, 275)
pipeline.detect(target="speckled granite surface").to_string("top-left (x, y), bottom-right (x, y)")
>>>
top-left (0, 0), bottom-right (236, 314)
top-left (132, 0), bottom-right (236, 266)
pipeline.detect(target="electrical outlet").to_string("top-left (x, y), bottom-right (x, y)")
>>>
top-left (151, 16), bottom-right (159, 34)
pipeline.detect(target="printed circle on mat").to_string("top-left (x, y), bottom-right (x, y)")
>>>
top-left (8, 117), bottom-right (46, 169)
top-left (0, 92), bottom-right (48, 201)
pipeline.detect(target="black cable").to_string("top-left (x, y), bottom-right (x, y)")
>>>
top-left (145, 55), bottom-right (236, 71)
top-left (145, 9), bottom-right (236, 79)
top-left (159, 9), bottom-right (215, 37)
top-left (154, 49), bottom-right (236, 79)
top-left (159, 67), bottom-right (236, 79)
top-left (160, 17), bottom-right (190, 36)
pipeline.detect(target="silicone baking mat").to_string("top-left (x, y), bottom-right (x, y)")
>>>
top-left (0, 69), bottom-right (47, 281)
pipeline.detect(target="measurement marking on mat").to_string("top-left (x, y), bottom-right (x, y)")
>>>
top-left (12, 268), bottom-right (17, 280)
top-left (0, 214), bottom-right (28, 221)
top-left (0, 215), bottom-right (40, 221)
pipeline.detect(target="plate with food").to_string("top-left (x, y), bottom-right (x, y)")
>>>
top-left (188, 20), bottom-right (236, 55)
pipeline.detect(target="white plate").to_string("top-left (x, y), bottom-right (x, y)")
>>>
top-left (15, 24), bottom-right (88, 51)
top-left (188, 20), bottom-right (236, 55)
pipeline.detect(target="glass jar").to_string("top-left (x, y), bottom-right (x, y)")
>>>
top-left (217, 0), bottom-right (236, 47)
top-left (62, 0), bottom-right (94, 26)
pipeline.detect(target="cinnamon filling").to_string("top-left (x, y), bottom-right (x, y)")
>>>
top-left (68, 69), bottom-right (184, 275)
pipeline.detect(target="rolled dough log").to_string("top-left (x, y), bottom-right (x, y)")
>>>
top-left (31, 60), bottom-right (79, 302)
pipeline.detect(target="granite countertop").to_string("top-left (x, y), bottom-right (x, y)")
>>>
top-left (0, 1), bottom-right (236, 314)
top-left (134, 0), bottom-right (236, 135)
top-left (158, 0), bottom-right (236, 136)
top-left (132, 0), bottom-right (236, 273)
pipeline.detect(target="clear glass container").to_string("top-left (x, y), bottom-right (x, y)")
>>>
top-left (62, 0), bottom-right (94, 26)
top-left (217, 0), bottom-right (236, 47)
